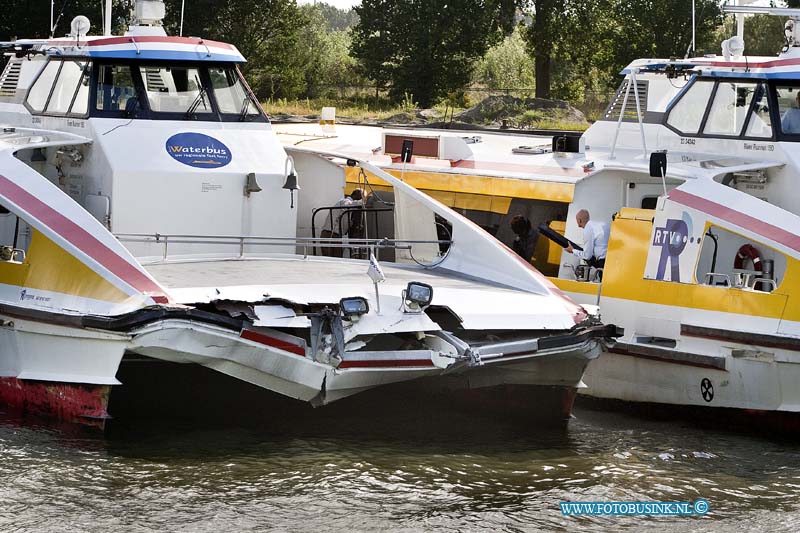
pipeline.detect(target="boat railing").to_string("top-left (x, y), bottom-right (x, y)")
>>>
top-left (114, 233), bottom-right (453, 264)
top-left (311, 205), bottom-right (393, 257)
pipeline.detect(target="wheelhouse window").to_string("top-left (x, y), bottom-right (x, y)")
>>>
top-left (26, 59), bottom-right (90, 116)
top-left (142, 66), bottom-right (212, 116)
top-left (208, 66), bottom-right (260, 119)
top-left (96, 64), bottom-right (137, 113)
top-left (90, 62), bottom-right (265, 122)
top-left (666, 80), bottom-right (714, 134)
top-left (744, 84), bottom-right (772, 138)
top-left (703, 81), bottom-right (757, 136)
top-left (665, 78), bottom-right (775, 140)
top-left (776, 85), bottom-right (800, 135)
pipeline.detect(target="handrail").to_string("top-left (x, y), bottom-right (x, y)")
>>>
top-left (310, 205), bottom-right (393, 256)
top-left (114, 233), bottom-right (453, 263)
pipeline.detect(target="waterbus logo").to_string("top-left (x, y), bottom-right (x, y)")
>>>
top-left (165, 132), bottom-right (232, 169)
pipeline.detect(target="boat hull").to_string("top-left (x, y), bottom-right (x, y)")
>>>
top-left (110, 356), bottom-right (583, 426)
top-left (580, 346), bottom-right (800, 413)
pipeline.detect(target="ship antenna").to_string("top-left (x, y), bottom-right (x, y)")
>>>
top-left (180, 0), bottom-right (186, 36)
top-left (50, 0), bottom-right (70, 38)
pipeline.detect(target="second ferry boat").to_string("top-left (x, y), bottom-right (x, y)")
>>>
top-left (275, 4), bottom-right (800, 427)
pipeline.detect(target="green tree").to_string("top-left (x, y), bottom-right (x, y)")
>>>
top-left (714, 13), bottom-right (787, 57)
top-left (522, 0), bottom-right (720, 100)
top-left (297, 3), bottom-right (364, 98)
top-left (314, 2), bottom-right (360, 31)
top-left (475, 28), bottom-right (536, 90)
top-left (352, 0), bottom-right (518, 107)
top-left (0, 0), bottom-right (132, 40)
top-left (163, 0), bottom-right (308, 99)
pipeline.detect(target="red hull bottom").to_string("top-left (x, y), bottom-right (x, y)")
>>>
top-left (0, 378), bottom-right (111, 428)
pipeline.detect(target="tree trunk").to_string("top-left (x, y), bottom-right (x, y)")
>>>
top-left (535, 52), bottom-right (551, 99)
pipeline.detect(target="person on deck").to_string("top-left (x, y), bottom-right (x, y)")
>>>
top-left (566, 209), bottom-right (609, 270)
top-left (781, 91), bottom-right (800, 134)
top-left (510, 215), bottom-right (537, 262)
top-left (321, 189), bottom-right (364, 257)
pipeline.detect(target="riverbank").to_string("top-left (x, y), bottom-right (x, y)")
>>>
top-left (263, 94), bottom-right (595, 132)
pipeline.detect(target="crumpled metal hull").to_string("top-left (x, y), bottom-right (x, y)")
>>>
top-left (126, 317), bottom-right (611, 408)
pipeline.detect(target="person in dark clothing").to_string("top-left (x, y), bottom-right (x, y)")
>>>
top-left (510, 215), bottom-right (537, 262)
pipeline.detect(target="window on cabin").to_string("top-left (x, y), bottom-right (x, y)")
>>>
top-left (776, 85), bottom-right (800, 135)
top-left (45, 60), bottom-right (87, 115)
top-left (71, 67), bottom-right (90, 115)
top-left (703, 81), bottom-right (757, 136)
top-left (96, 64), bottom-right (137, 112)
top-left (666, 80), bottom-right (714, 134)
top-left (26, 61), bottom-right (61, 113)
top-left (208, 66), bottom-right (259, 118)
top-left (26, 60), bottom-right (90, 117)
top-left (744, 83), bottom-right (772, 138)
top-left (142, 66), bottom-right (210, 115)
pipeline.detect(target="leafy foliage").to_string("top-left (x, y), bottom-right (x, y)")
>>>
top-left (521, 0), bottom-right (721, 99)
top-left (163, 0), bottom-right (307, 99)
top-left (475, 28), bottom-right (536, 90)
top-left (297, 3), bottom-right (365, 98)
top-left (351, 0), bottom-right (518, 107)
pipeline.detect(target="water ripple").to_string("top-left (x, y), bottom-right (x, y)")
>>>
top-left (0, 407), bottom-right (799, 531)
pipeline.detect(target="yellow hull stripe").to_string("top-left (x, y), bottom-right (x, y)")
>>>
top-left (345, 167), bottom-right (575, 211)
top-left (0, 230), bottom-right (130, 303)
top-left (551, 208), bottom-right (798, 321)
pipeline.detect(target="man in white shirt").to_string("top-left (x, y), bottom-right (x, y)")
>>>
top-left (566, 209), bottom-right (609, 269)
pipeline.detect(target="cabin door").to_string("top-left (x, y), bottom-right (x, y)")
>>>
top-left (626, 183), bottom-right (664, 210)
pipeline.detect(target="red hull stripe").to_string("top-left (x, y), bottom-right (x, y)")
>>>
top-left (338, 359), bottom-right (434, 368)
top-left (240, 329), bottom-right (306, 356)
top-left (49, 36), bottom-right (236, 50)
top-left (0, 174), bottom-right (167, 298)
top-left (669, 189), bottom-right (800, 253)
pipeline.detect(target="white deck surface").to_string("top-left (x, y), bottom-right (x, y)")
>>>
top-left (145, 255), bottom-right (580, 330)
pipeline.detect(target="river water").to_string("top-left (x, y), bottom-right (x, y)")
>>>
top-left (0, 402), bottom-right (798, 532)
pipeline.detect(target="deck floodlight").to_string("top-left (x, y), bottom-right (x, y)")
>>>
top-left (404, 282), bottom-right (433, 311)
top-left (340, 296), bottom-right (369, 320)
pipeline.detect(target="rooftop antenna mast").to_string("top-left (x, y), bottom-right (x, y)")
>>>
top-left (684, 0), bottom-right (696, 58)
top-left (104, 0), bottom-right (112, 36)
top-left (692, 0), bottom-right (697, 56)
top-left (180, 0), bottom-right (186, 37)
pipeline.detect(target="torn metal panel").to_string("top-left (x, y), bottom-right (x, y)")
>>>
top-left (342, 311), bottom-right (440, 342)
top-left (254, 304), bottom-right (311, 328)
top-left (214, 301), bottom-right (257, 321)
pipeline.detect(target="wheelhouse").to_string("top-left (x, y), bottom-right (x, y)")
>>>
top-left (23, 56), bottom-right (265, 122)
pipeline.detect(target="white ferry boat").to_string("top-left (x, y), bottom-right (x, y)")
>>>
top-left (275, 5), bottom-right (800, 426)
top-left (0, 1), bottom-right (614, 425)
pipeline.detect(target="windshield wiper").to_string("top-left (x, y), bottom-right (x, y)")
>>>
top-left (184, 86), bottom-right (208, 120)
top-left (239, 95), bottom-right (255, 122)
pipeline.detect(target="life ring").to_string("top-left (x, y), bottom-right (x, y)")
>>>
top-left (734, 244), bottom-right (762, 271)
